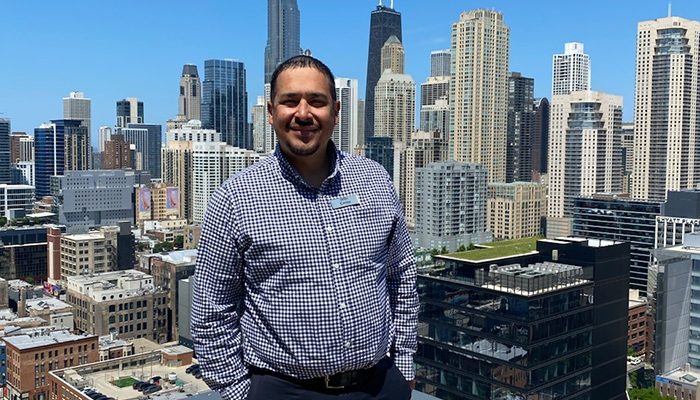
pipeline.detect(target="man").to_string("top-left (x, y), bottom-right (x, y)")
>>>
top-left (191, 55), bottom-right (418, 399)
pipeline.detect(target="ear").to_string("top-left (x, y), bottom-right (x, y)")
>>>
top-left (267, 101), bottom-right (274, 125)
top-left (334, 100), bottom-right (340, 125)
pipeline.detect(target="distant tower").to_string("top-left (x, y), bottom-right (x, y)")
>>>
top-left (430, 49), bottom-right (451, 77)
top-left (179, 64), bottom-right (201, 121)
top-left (116, 97), bottom-right (144, 128)
top-left (333, 78), bottom-right (360, 153)
top-left (252, 96), bottom-right (267, 153)
top-left (547, 91), bottom-right (623, 237)
top-left (631, 16), bottom-right (700, 201)
top-left (380, 35), bottom-right (404, 74)
top-left (364, 2), bottom-right (402, 142)
top-left (506, 72), bottom-right (535, 182)
top-left (374, 72), bottom-right (415, 145)
top-left (531, 97), bottom-right (550, 181)
top-left (450, 9), bottom-right (510, 183)
top-left (552, 42), bottom-right (590, 96)
top-left (0, 118), bottom-right (9, 184)
top-left (265, 0), bottom-right (302, 84)
top-left (202, 59), bottom-right (250, 149)
top-left (63, 92), bottom-right (92, 167)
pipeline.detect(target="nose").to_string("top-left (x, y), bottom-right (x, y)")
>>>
top-left (294, 99), bottom-right (311, 119)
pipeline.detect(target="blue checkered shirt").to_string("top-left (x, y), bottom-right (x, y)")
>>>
top-left (191, 143), bottom-right (418, 399)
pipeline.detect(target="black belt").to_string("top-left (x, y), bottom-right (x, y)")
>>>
top-left (248, 357), bottom-right (391, 390)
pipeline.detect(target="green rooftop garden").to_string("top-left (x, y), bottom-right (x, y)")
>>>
top-left (446, 236), bottom-right (543, 261)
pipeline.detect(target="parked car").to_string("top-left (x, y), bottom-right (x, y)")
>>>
top-left (150, 376), bottom-right (162, 383)
top-left (185, 364), bottom-right (200, 374)
top-left (143, 385), bottom-right (161, 395)
top-left (133, 381), bottom-right (149, 391)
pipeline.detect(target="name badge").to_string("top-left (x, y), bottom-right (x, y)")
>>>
top-left (330, 194), bottom-right (360, 209)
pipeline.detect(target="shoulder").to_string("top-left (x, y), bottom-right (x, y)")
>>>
top-left (337, 152), bottom-right (391, 181)
top-left (220, 155), bottom-right (279, 192)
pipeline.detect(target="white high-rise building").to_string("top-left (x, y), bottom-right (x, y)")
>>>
top-left (252, 96), bottom-right (267, 153)
top-left (430, 49), bottom-right (451, 77)
top-left (98, 126), bottom-right (112, 154)
top-left (18, 136), bottom-right (34, 162)
top-left (547, 90), bottom-right (623, 237)
top-left (263, 83), bottom-right (276, 153)
top-left (333, 78), bottom-right (360, 153)
top-left (166, 119), bottom-right (220, 143)
top-left (63, 91), bottom-right (91, 138)
top-left (192, 143), bottom-right (265, 223)
top-left (552, 42), bottom-right (591, 96)
top-left (631, 16), bottom-right (700, 201)
top-left (374, 72), bottom-right (415, 145)
top-left (449, 10), bottom-right (509, 183)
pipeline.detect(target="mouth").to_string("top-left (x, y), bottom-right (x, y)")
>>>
top-left (289, 125), bottom-right (320, 135)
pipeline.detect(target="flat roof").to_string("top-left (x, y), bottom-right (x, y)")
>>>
top-left (3, 330), bottom-right (95, 350)
top-left (156, 250), bottom-right (197, 265)
top-left (442, 236), bottom-right (542, 262)
top-left (660, 367), bottom-right (700, 386)
top-left (26, 297), bottom-right (72, 311)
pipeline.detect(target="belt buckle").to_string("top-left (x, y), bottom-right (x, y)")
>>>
top-left (324, 375), bottom-right (345, 389)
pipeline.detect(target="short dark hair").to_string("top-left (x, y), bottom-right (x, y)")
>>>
top-left (269, 55), bottom-right (337, 104)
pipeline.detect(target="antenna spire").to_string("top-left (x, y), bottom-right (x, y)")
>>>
top-left (378, 0), bottom-right (382, 6)
top-left (391, 0), bottom-right (394, 8)
top-left (668, 2), bottom-right (672, 17)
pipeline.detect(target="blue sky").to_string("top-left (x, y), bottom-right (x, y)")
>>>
top-left (1, 0), bottom-right (699, 146)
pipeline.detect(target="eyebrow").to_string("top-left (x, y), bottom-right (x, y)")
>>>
top-left (277, 92), bottom-right (329, 100)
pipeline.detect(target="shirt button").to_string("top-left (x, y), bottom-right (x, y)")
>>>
top-left (340, 302), bottom-right (347, 309)
top-left (332, 263), bottom-right (340, 269)
top-left (326, 226), bottom-right (334, 233)
top-left (344, 340), bottom-right (353, 349)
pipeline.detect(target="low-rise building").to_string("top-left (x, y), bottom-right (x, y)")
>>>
top-left (60, 231), bottom-right (117, 280)
top-left (3, 329), bottom-right (98, 400)
top-left (487, 182), bottom-right (546, 240)
top-left (0, 226), bottom-right (49, 282)
top-left (657, 367), bottom-right (700, 400)
top-left (628, 289), bottom-right (648, 358)
top-left (65, 270), bottom-right (168, 343)
top-left (98, 333), bottom-right (134, 361)
top-left (25, 297), bottom-right (74, 330)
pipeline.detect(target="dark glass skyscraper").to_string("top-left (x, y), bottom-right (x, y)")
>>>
top-left (35, 120), bottom-right (77, 198)
top-left (202, 59), bottom-right (250, 149)
top-left (364, 3), bottom-right (402, 142)
top-left (531, 97), bottom-right (550, 180)
top-left (126, 123), bottom-right (162, 179)
top-left (506, 72), bottom-right (534, 182)
top-left (264, 0), bottom-right (302, 84)
top-left (0, 118), bottom-right (10, 184)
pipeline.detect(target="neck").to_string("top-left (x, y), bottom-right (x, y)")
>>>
top-left (285, 145), bottom-right (331, 189)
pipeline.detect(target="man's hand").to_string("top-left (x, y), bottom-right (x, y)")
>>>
top-left (407, 379), bottom-right (415, 390)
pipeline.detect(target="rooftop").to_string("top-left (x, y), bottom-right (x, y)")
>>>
top-left (443, 236), bottom-right (542, 262)
top-left (26, 297), bottom-right (72, 311)
top-left (3, 329), bottom-right (95, 350)
top-left (659, 367), bottom-right (700, 388)
top-left (155, 249), bottom-right (197, 265)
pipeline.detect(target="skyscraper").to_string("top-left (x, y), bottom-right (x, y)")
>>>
top-left (116, 97), bottom-right (144, 128)
top-left (631, 16), bottom-right (700, 201)
top-left (414, 161), bottom-right (491, 251)
top-left (449, 9), bottom-right (509, 183)
top-left (0, 118), bottom-right (10, 184)
top-left (373, 71), bottom-right (415, 145)
top-left (179, 64), bottom-right (201, 121)
top-left (531, 98), bottom-right (550, 181)
top-left (264, 0), bottom-right (302, 84)
top-left (333, 78), bottom-right (360, 153)
top-left (547, 91), bottom-right (623, 237)
top-left (430, 49), bottom-right (451, 77)
top-left (374, 37), bottom-right (414, 146)
top-left (202, 59), bottom-right (250, 149)
top-left (252, 96), bottom-right (267, 153)
top-left (63, 121), bottom-right (90, 172)
top-left (63, 91), bottom-right (91, 141)
top-left (126, 123), bottom-right (162, 179)
top-left (379, 35), bottom-right (404, 74)
top-left (506, 72), bottom-right (535, 182)
top-left (34, 121), bottom-right (66, 198)
top-left (364, 2), bottom-right (402, 141)
top-left (552, 42), bottom-right (591, 96)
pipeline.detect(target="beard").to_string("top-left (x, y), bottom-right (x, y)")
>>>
top-left (287, 140), bottom-right (320, 156)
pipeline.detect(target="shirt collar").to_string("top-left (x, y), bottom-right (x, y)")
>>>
top-left (274, 141), bottom-right (342, 191)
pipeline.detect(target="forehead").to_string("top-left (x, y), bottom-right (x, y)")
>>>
top-left (274, 67), bottom-right (332, 97)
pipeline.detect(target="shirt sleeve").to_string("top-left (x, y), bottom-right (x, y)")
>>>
top-left (384, 175), bottom-right (419, 380)
top-left (190, 184), bottom-right (250, 399)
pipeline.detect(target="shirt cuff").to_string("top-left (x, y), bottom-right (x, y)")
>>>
top-left (393, 352), bottom-right (415, 381)
top-left (216, 377), bottom-right (250, 400)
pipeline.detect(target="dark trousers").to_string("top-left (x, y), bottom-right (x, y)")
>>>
top-left (247, 358), bottom-right (412, 399)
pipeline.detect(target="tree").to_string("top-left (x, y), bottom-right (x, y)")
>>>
top-left (440, 246), bottom-right (448, 254)
top-left (457, 245), bottom-right (467, 252)
top-left (174, 235), bottom-right (184, 249)
top-left (628, 387), bottom-right (674, 400)
top-left (153, 241), bottom-right (174, 253)
top-left (0, 216), bottom-right (6, 227)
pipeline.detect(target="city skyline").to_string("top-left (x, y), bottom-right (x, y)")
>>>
top-left (2, 0), bottom-right (699, 145)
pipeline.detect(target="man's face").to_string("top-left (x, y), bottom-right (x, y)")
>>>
top-left (268, 67), bottom-right (339, 159)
